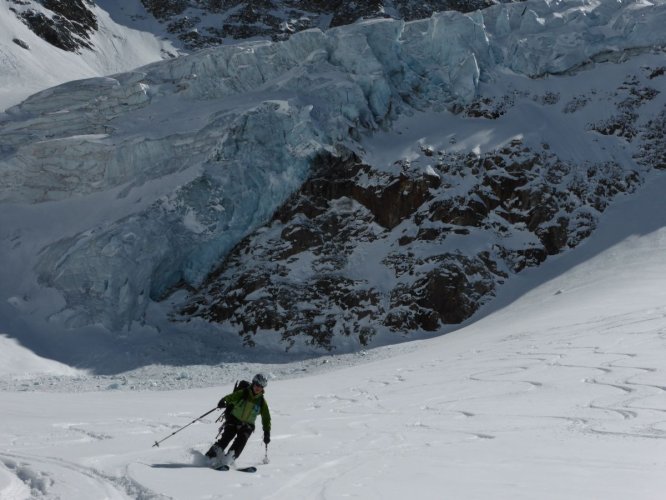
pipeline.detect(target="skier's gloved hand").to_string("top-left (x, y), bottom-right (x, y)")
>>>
top-left (217, 398), bottom-right (227, 409)
top-left (263, 430), bottom-right (270, 445)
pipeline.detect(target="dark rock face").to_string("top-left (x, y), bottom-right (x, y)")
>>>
top-left (12, 38), bottom-right (30, 49)
top-left (180, 135), bottom-right (640, 349)
top-left (392, 0), bottom-right (497, 21)
top-left (636, 106), bottom-right (666, 171)
top-left (141, 0), bottom-right (189, 19)
top-left (13, 0), bottom-right (97, 52)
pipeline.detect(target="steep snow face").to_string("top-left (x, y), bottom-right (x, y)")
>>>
top-left (1, 0), bottom-right (666, 335)
top-left (0, 0), bottom-right (178, 111)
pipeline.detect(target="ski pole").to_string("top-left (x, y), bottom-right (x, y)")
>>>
top-left (215, 413), bottom-right (226, 441)
top-left (262, 443), bottom-right (268, 464)
top-left (152, 407), bottom-right (217, 448)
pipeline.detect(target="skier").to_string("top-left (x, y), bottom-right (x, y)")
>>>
top-left (205, 373), bottom-right (271, 468)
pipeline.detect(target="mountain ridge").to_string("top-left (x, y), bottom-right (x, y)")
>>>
top-left (1, 0), bottom-right (666, 362)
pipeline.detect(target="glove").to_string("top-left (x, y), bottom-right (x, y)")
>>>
top-left (217, 398), bottom-right (227, 409)
top-left (263, 430), bottom-right (270, 445)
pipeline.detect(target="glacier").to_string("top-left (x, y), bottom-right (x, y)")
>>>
top-left (1, 0), bottom-right (666, 331)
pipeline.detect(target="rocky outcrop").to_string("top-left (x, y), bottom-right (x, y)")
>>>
top-left (11, 0), bottom-right (97, 52)
top-left (180, 138), bottom-right (640, 349)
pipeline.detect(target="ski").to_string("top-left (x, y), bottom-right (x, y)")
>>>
top-left (213, 465), bottom-right (257, 473)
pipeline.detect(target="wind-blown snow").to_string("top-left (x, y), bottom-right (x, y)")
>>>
top-left (1, 168), bottom-right (665, 499)
top-left (2, 0), bottom-right (666, 335)
top-left (0, 334), bottom-right (80, 377)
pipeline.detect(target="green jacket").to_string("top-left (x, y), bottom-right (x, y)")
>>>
top-left (223, 388), bottom-right (271, 432)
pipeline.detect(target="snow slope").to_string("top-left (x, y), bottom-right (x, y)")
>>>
top-left (0, 0), bottom-right (177, 111)
top-left (1, 161), bottom-right (665, 499)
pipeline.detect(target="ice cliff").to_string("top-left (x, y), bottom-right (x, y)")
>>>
top-left (1, 0), bottom-right (666, 333)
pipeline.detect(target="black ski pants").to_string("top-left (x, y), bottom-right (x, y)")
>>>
top-left (207, 414), bottom-right (255, 459)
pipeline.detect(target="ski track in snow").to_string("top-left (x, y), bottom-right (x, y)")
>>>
top-left (2, 304), bottom-right (665, 498)
top-left (0, 451), bottom-right (166, 500)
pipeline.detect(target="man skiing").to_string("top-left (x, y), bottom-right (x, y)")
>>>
top-left (205, 373), bottom-right (271, 468)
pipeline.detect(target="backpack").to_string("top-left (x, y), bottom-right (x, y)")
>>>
top-left (233, 379), bottom-right (251, 393)
top-left (223, 379), bottom-right (254, 418)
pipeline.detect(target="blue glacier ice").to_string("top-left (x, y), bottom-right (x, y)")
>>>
top-left (1, 0), bottom-right (665, 330)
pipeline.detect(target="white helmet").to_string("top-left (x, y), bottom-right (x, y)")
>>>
top-left (252, 373), bottom-right (268, 388)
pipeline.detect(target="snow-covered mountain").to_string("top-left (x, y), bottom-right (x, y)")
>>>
top-left (0, 0), bottom-right (179, 111)
top-left (1, 0), bottom-right (666, 365)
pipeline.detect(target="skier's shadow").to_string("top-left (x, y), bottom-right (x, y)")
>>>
top-left (150, 449), bottom-right (209, 469)
top-left (151, 463), bottom-right (203, 469)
